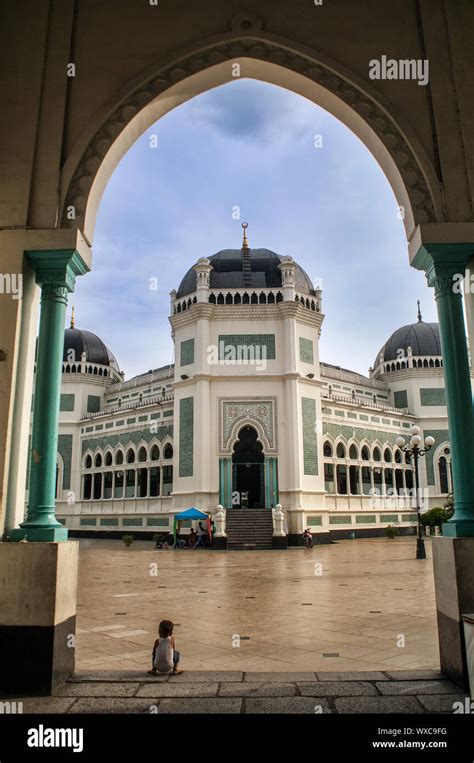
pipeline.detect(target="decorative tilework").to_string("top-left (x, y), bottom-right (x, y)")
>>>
top-left (163, 410), bottom-right (173, 417)
top-left (60, 394), bottom-right (75, 412)
top-left (220, 398), bottom-right (277, 453)
top-left (380, 514), bottom-right (399, 523)
top-left (420, 388), bottom-right (446, 406)
top-left (302, 397), bottom-right (318, 475)
top-left (394, 390), bottom-right (408, 409)
top-left (87, 395), bottom-right (101, 413)
top-left (105, 422), bottom-right (113, 429)
top-left (123, 518), bottom-right (143, 527)
top-left (335, 410), bottom-right (344, 417)
top-left (81, 426), bottom-right (173, 454)
top-left (299, 337), bottom-right (314, 364)
top-left (179, 397), bottom-right (194, 477)
top-left (100, 518), bottom-right (119, 526)
top-left (307, 516), bottom-right (322, 526)
top-left (347, 413), bottom-right (357, 419)
top-left (323, 423), bottom-right (407, 447)
top-left (80, 518), bottom-right (97, 526)
top-left (329, 516), bottom-right (352, 525)
top-left (147, 517), bottom-right (169, 527)
top-left (355, 515), bottom-right (376, 524)
top-left (151, 413), bottom-right (161, 420)
top-left (57, 434), bottom-right (73, 490)
top-left (218, 334), bottom-right (276, 360)
top-left (127, 418), bottom-right (136, 424)
top-left (180, 338), bottom-right (195, 366)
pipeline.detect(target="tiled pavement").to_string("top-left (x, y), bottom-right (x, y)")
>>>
top-left (12, 670), bottom-right (470, 714)
top-left (75, 538), bottom-right (440, 673)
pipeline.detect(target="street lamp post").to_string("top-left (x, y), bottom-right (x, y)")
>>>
top-left (396, 427), bottom-right (435, 560)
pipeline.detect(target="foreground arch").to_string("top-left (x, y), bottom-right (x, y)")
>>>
top-left (59, 36), bottom-right (442, 244)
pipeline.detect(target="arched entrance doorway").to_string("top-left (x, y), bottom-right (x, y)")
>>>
top-left (232, 426), bottom-right (265, 509)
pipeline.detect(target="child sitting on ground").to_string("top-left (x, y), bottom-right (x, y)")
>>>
top-left (148, 619), bottom-right (183, 675)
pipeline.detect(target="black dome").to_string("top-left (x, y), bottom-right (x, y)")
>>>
top-left (375, 321), bottom-right (441, 367)
top-left (63, 328), bottom-right (120, 370)
top-left (176, 248), bottom-right (315, 297)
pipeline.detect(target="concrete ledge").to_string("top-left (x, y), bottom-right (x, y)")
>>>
top-left (5, 670), bottom-right (470, 714)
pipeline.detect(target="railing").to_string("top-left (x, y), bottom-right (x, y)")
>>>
top-left (322, 392), bottom-right (415, 417)
top-left (80, 393), bottom-right (174, 422)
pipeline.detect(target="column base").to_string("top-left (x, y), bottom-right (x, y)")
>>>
top-left (272, 536), bottom-right (288, 549)
top-left (9, 526), bottom-right (68, 542)
top-left (432, 537), bottom-right (474, 689)
top-left (0, 541), bottom-right (78, 695)
top-left (443, 520), bottom-right (474, 538)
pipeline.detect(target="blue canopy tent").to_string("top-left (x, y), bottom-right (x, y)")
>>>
top-left (173, 508), bottom-right (212, 545)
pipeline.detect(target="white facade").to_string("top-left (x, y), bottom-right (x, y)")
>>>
top-left (47, 247), bottom-right (457, 543)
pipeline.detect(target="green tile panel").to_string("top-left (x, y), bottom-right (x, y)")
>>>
top-left (299, 337), bottom-right (314, 364)
top-left (179, 397), bottom-right (194, 477)
top-left (302, 397), bottom-right (318, 475)
top-left (180, 338), bottom-right (195, 366)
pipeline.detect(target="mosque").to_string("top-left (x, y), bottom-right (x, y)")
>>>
top-left (47, 225), bottom-right (453, 548)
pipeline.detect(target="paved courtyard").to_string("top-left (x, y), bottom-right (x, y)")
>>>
top-left (75, 537), bottom-right (440, 673)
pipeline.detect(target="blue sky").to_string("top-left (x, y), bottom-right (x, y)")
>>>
top-left (71, 79), bottom-right (437, 379)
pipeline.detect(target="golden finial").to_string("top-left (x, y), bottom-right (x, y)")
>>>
top-left (241, 221), bottom-right (249, 250)
top-left (70, 305), bottom-right (76, 329)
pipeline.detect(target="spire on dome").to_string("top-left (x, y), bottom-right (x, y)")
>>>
top-left (417, 300), bottom-right (422, 322)
top-left (70, 305), bottom-right (76, 329)
top-left (241, 221), bottom-right (249, 250)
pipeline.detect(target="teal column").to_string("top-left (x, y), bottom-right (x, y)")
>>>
top-left (265, 458), bottom-right (271, 507)
top-left (10, 249), bottom-right (90, 542)
top-left (413, 243), bottom-right (474, 536)
top-left (225, 458), bottom-right (232, 509)
top-left (272, 457), bottom-right (279, 506)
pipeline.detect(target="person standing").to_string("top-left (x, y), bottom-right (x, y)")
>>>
top-left (194, 521), bottom-right (206, 548)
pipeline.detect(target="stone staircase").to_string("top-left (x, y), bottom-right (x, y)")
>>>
top-left (225, 508), bottom-right (274, 550)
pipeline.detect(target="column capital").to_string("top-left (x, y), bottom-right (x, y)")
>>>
top-left (412, 243), bottom-right (474, 297)
top-left (26, 249), bottom-right (91, 293)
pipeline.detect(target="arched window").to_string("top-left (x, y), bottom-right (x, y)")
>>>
top-left (323, 441), bottom-right (332, 458)
top-left (84, 454), bottom-right (92, 469)
top-left (126, 448), bottom-right (135, 464)
top-left (384, 447), bottom-right (392, 463)
top-left (349, 444), bottom-right (358, 460)
top-left (267, 292), bottom-right (275, 304)
top-left (336, 443), bottom-right (346, 459)
top-left (209, 293), bottom-right (216, 304)
top-left (438, 456), bottom-right (449, 494)
top-left (105, 451), bottom-right (113, 466)
top-left (138, 446), bottom-right (147, 462)
top-left (150, 444), bottom-right (160, 461)
top-left (225, 293), bottom-right (233, 305)
top-left (115, 449), bottom-right (124, 465)
top-left (234, 292), bottom-right (241, 304)
top-left (361, 445), bottom-right (370, 461)
top-left (164, 444), bottom-right (173, 459)
top-left (394, 449), bottom-right (402, 463)
top-left (95, 453), bottom-right (102, 468)
top-left (373, 446), bottom-right (381, 462)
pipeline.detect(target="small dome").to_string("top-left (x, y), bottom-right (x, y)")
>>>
top-left (63, 328), bottom-right (120, 371)
top-left (374, 320), bottom-right (441, 368)
top-left (176, 248), bottom-right (315, 298)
